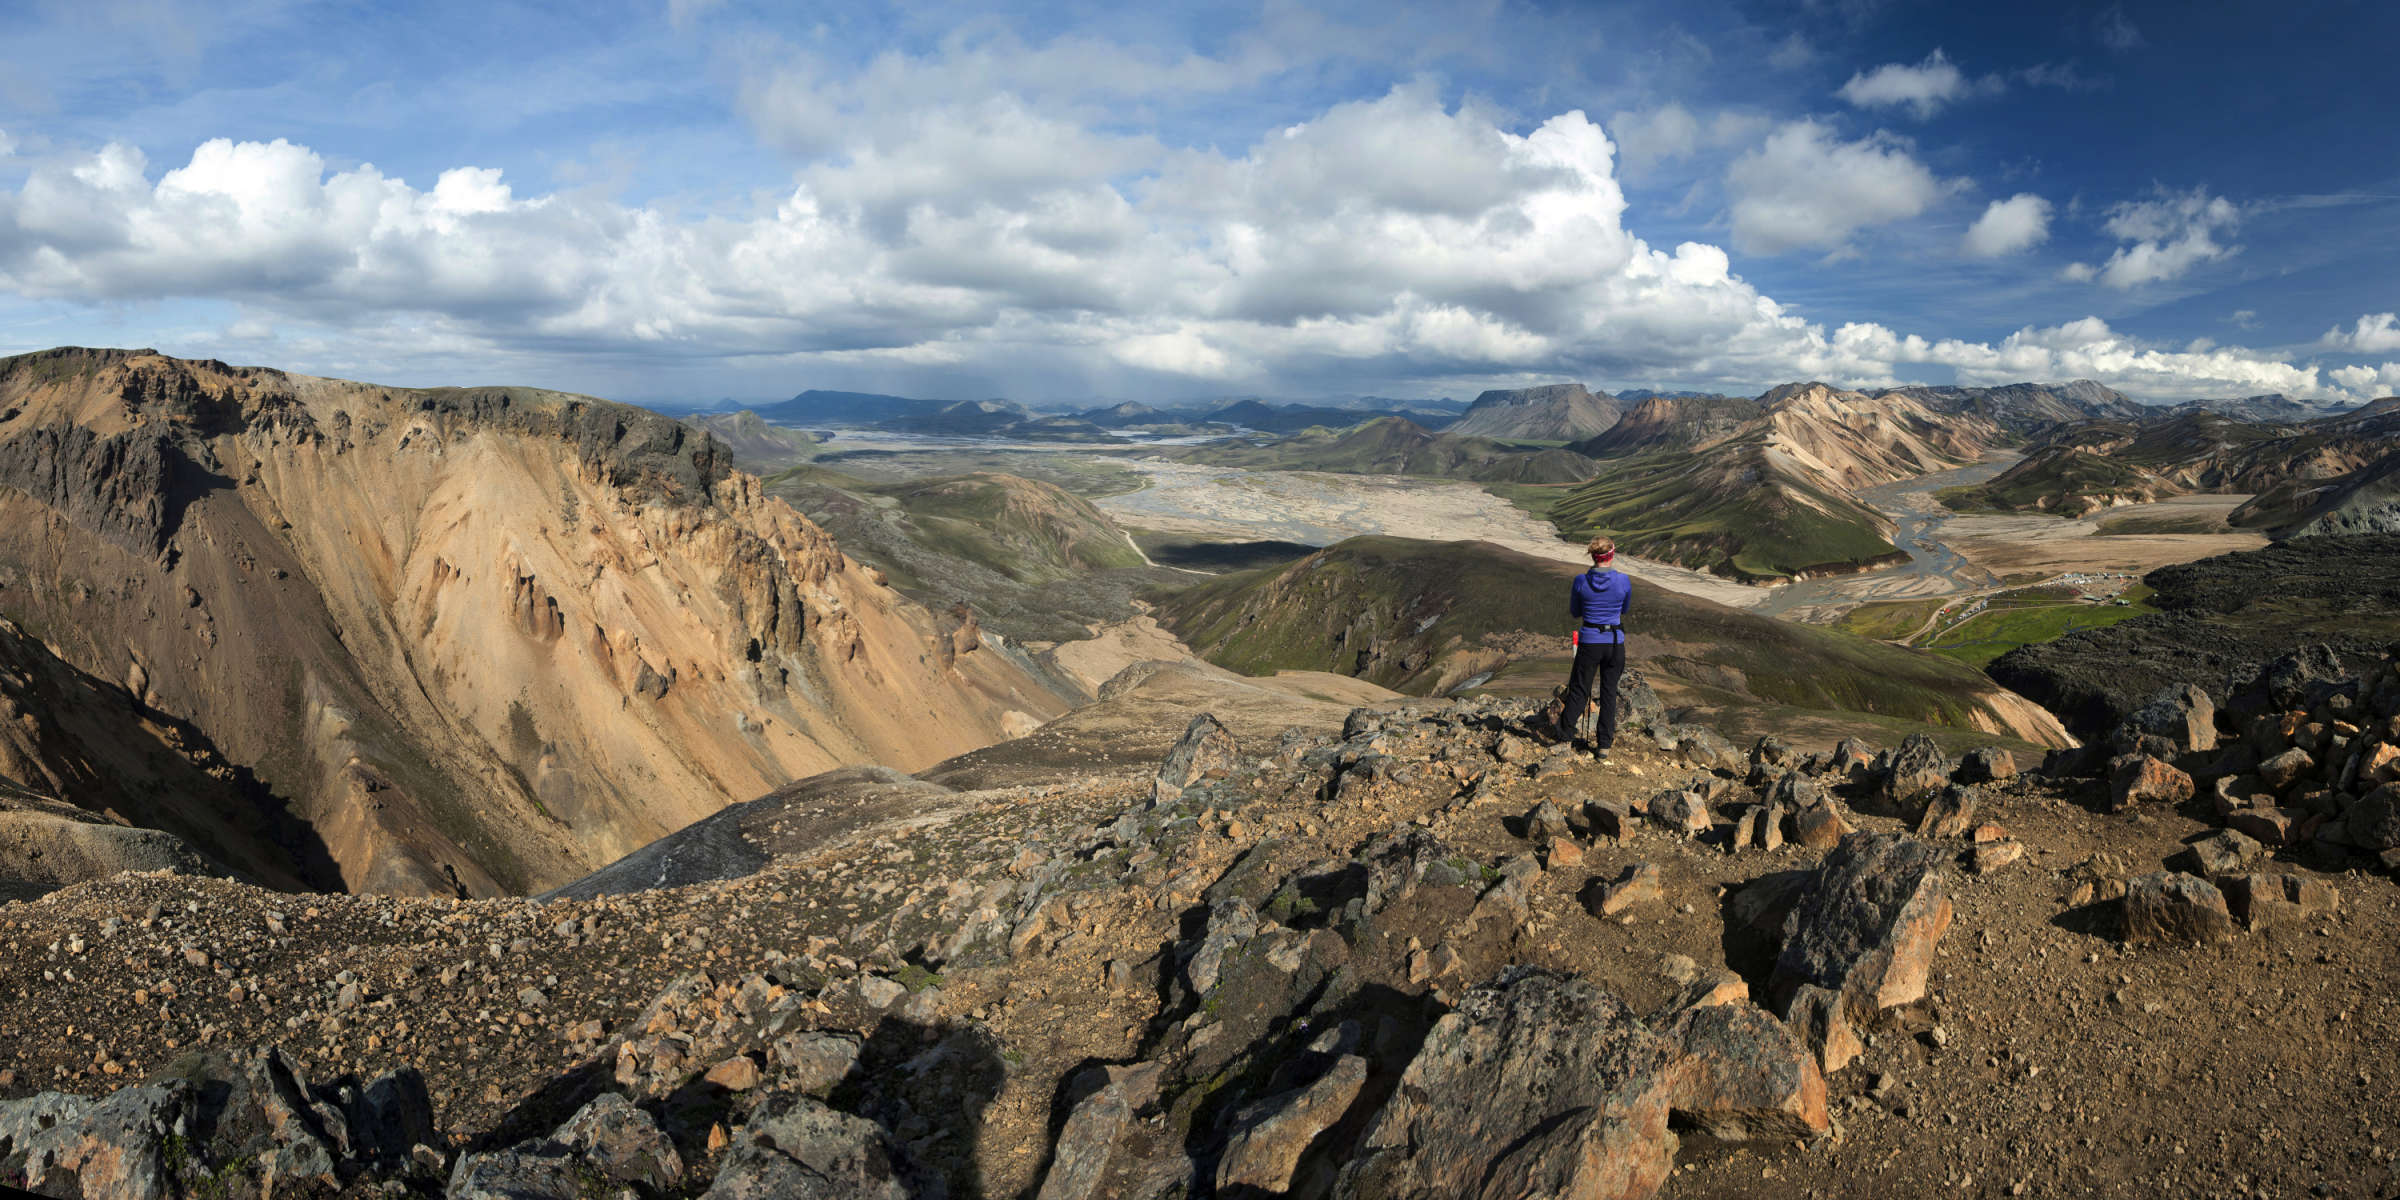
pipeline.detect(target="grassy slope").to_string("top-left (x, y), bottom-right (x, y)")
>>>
top-left (765, 468), bottom-right (1170, 645)
top-left (1154, 535), bottom-right (2034, 737)
top-left (1833, 598), bottom-right (1947, 642)
top-left (1546, 445), bottom-right (1901, 582)
top-left (871, 473), bottom-right (1145, 581)
top-left (1920, 584), bottom-right (2157, 667)
top-left (1936, 449), bottom-right (2161, 517)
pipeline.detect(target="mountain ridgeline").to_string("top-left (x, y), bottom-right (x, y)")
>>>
top-left (1939, 406), bottom-right (2400, 527)
top-left (0, 348), bottom-right (1068, 898)
top-left (1446, 383), bottom-right (1624, 441)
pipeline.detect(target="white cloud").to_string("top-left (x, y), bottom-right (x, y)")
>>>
top-left (1726, 120), bottom-right (1950, 254)
top-left (2322, 312), bottom-right (2400, 354)
top-left (1608, 104), bottom-right (1702, 176)
top-left (2065, 187), bottom-right (2241, 288)
top-left (1606, 105), bottom-right (1766, 178)
top-left (1962, 193), bottom-right (2052, 257)
top-left (2331, 363), bottom-right (2400, 396)
top-left (1837, 49), bottom-right (1993, 118)
top-left (0, 71), bottom-right (2378, 405)
top-left (0, 130), bottom-right (13, 158)
top-left (1838, 314), bottom-right (2355, 399)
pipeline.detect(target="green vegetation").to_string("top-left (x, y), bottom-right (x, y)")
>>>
top-left (1919, 583), bottom-right (2157, 667)
top-left (1936, 448), bottom-right (2163, 517)
top-left (871, 473), bottom-right (1146, 581)
top-left (1832, 598), bottom-right (1947, 642)
top-left (1152, 535), bottom-right (2044, 737)
top-left (1546, 443), bottom-right (1901, 582)
top-left (1477, 480), bottom-right (1579, 525)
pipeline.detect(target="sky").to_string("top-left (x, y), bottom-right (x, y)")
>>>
top-left (2, 0), bottom-right (2397, 408)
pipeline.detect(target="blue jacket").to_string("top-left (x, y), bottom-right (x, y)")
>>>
top-left (1569, 568), bottom-right (1631, 644)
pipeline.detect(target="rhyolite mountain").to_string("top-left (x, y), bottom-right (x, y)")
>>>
top-left (0, 348), bottom-right (1068, 897)
top-left (1877, 380), bottom-right (2142, 437)
top-left (1571, 393), bottom-right (1764, 458)
top-left (1548, 383), bottom-right (2005, 582)
top-left (1446, 382), bottom-right (1624, 442)
top-left (1942, 407), bottom-right (2400, 522)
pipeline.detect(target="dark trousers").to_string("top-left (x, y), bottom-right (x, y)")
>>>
top-left (1561, 639), bottom-right (1625, 748)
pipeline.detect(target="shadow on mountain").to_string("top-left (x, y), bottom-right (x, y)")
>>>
top-left (1140, 538), bottom-right (1321, 572)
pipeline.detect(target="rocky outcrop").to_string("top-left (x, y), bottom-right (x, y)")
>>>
top-left (1769, 833), bottom-right (1954, 1071)
top-left (1339, 967), bottom-right (1825, 1199)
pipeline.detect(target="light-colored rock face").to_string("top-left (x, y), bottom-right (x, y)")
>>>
top-left (0, 349), bottom-right (1069, 896)
top-left (1759, 383), bottom-right (2005, 491)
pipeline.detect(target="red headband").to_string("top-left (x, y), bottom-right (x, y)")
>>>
top-left (1594, 550), bottom-right (1615, 564)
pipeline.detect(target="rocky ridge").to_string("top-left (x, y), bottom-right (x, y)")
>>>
top-left (2, 653), bottom-right (2392, 1198)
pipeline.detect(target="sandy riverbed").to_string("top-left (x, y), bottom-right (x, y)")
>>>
top-left (1094, 460), bottom-right (1770, 607)
top-left (1938, 493), bottom-right (2269, 578)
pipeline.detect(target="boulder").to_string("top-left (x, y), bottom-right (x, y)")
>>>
top-left (1788, 803), bottom-right (1850, 850)
top-left (2131, 683), bottom-right (2219, 753)
top-left (2257, 747), bottom-right (2316, 793)
top-left (1658, 724), bottom-right (1742, 773)
top-left (1872, 734), bottom-right (1953, 812)
top-left (449, 1150), bottom-right (590, 1199)
top-left (1583, 862), bottom-right (1665, 918)
top-left (1953, 746), bottom-right (2018, 785)
top-left (1730, 806), bottom-right (1782, 852)
top-left (1827, 738), bottom-right (1877, 778)
top-left (6, 1082), bottom-right (189, 1200)
top-left (1658, 1003), bottom-right (1829, 1140)
top-left (2181, 829), bottom-right (2263, 879)
top-left (1214, 1055), bottom-right (1368, 1195)
top-left (1038, 1062), bottom-right (1170, 1200)
top-left (2222, 873), bottom-right (2341, 931)
top-left (1764, 773), bottom-right (1823, 811)
top-left (1524, 799), bottom-right (1572, 845)
top-left (552, 1092), bottom-right (683, 1190)
top-left (1584, 797), bottom-right (1635, 843)
top-left (710, 1094), bottom-right (914, 1199)
top-left (1914, 786), bottom-right (1978, 839)
top-left (1769, 833), bottom-right (1953, 1065)
top-left (2226, 807), bottom-right (2305, 847)
top-left (2121, 872), bottom-right (2239, 945)
top-left (1155, 713), bottom-right (1239, 803)
top-left (1967, 840), bottom-right (2024, 874)
top-left (2109, 754), bottom-right (2193, 810)
top-left (1751, 735), bottom-right (1798, 773)
top-left (1338, 969), bottom-right (1824, 1200)
top-left (772, 1031), bottom-right (864, 1096)
top-left (2347, 783), bottom-right (2400, 850)
top-left (1648, 791), bottom-right (1711, 836)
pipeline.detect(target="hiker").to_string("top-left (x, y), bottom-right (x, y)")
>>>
top-left (1557, 535), bottom-right (1630, 758)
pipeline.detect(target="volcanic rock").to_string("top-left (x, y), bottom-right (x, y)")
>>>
top-left (2122, 872), bottom-right (2240, 945)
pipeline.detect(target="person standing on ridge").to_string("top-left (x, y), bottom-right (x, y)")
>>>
top-left (1556, 535), bottom-right (1631, 759)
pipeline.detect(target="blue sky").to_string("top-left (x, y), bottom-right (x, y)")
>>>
top-left (2, 0), bottom-right (2396, 406)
